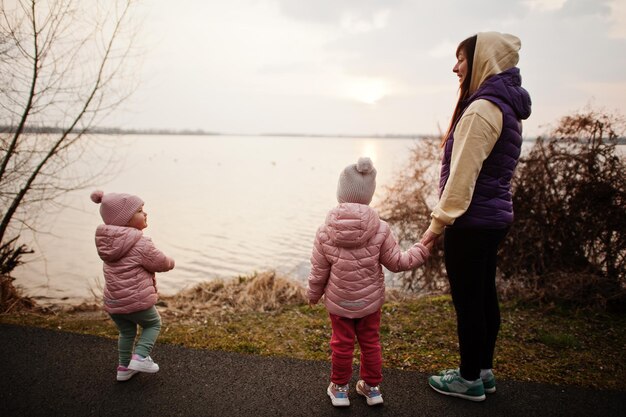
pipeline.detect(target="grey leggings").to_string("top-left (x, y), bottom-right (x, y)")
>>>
top-left (109, 306), bottom-right (161, 366)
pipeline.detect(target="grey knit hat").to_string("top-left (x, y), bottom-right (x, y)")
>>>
top-left (337, 157), bottom-right (377, 205)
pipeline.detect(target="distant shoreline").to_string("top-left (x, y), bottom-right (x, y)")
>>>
top-left (0, 125), bottom-right (435, 140)
top-left (2, 125), bottom-right (625, 143)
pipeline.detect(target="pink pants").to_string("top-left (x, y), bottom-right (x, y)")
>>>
top-left (329, 309), bottom-right (382, 386)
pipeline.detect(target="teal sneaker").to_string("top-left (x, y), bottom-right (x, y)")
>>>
top-left (428, 372), bottom-right (486, 402)
top-left (480, 369), bottom-right (496, 393)
top-left (439, 368), bottom-right (496, 394)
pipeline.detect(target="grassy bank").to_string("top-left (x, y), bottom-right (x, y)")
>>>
top-left (1, 272), bottom-right (624, 391)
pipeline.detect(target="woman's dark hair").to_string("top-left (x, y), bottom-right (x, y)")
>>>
top-left (441, 35), bottom-right (477, 146)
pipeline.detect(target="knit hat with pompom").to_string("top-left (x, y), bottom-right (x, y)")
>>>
top-left (336, 157), bottom-right (377, 205)
top-left (90, 190), bottom-right (144, 226)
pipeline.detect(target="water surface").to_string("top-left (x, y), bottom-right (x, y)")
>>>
top-left (14, 134), bottom-right (422, 304)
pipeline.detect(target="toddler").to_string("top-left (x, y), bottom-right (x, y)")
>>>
top-left (307, 157), bottom-right (430, 407)
top-left (91, 190), bottom-right (175, 382)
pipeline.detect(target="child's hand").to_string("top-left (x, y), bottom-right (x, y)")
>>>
top-left (308, 300), bottom-right (317, 308)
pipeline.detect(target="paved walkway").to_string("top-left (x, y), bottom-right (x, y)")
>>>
top-left (0, 324), bottom-right (624, 416)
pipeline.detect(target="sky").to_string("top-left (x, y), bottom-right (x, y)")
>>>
top-left (110, 0), bottom-right (626, 137)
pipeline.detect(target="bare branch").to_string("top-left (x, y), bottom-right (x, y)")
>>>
top-left (0, 0), bottom-right (139, 272)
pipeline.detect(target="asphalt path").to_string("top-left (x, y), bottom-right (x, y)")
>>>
top-left (0, 323), bottom-right (623, 416)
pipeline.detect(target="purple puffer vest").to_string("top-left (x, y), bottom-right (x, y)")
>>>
top-left (440, 67), bottom-right (532, 229)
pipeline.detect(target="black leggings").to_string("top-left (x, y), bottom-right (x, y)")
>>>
top-left (444, 227), bottom-right (509, 381)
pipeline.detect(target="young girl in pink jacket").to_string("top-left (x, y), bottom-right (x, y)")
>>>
top-left (91, 190), bottom-right (175, 382)
top-left (307, 158), bottom-right (430, 407)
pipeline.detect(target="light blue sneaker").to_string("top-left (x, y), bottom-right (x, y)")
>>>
top-left (429, 371), bottom-right (486, 402)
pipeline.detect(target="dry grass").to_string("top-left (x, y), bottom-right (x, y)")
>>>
top-left (158, 271), bottom-right (307, 322)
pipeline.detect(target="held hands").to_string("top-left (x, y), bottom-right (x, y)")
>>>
top-left (420, 229), bottom-right (441, 248)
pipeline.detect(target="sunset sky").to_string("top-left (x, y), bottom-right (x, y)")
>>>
top-left (111, 0), bottom-right (626, 137)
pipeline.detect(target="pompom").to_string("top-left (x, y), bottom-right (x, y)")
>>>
top-left (90, 190), bottom-right (104, 204)
top-left (356, 157), bottom-right (374, 174)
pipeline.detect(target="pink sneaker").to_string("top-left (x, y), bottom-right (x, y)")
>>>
top-left (116, 365), bottom-right (138, 381)
top-left (128, 354), bottom-right (159, 373)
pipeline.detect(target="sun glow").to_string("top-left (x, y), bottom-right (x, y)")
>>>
top-left (345, 77), bottom-right (388, 104)
top-left (361, 141), bottom-right (378, 163)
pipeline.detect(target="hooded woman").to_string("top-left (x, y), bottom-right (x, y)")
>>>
top-left (421, 32), bottom-right (532, 401)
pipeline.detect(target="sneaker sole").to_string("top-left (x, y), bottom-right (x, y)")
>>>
top-left (356, 386), bottom-right (383, 406)
top-left (429, 383), bottom-right (486, 402)
top-left (327, 387), bottom-right (350, 407)
top-left (484, 386), bottom-right (496, 394)
top-left (116, 370), bottom-right (138, 381)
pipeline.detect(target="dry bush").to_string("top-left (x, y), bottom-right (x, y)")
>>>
top-left (0, 274), bottom-right (36, 313)
top-left (161, 271), bottom-right (307, 318)
top-left (378, 138), bottom-right (447, 293)
top-left (500, 109), bottom-right (626, 309)
top-left (1, 237), bottom-right (36, 312)
top-left (0, 237), bottom-right (33, 275)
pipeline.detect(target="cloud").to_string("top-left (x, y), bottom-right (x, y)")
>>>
top-left (428, 41), bottom-right (458, 59)
top-left (274, 0), bottom-right (404, 23)
top-left (576, 81), bottom-right (626, 107)
top-left (340, 9), bottom-right (390, 34)
top-left (607, 0), bottom-right (626, 39)
top-left (523, 0), bottom-right (567, 12)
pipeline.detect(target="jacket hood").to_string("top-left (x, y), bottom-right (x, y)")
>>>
top-left (470, 32), bottom-right (521, 95)
top-left (324, 203), bottom-right (380, 248)
top-left (95, 225), bottom-right (143, 262)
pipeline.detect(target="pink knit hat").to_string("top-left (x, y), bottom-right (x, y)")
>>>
top-left (90, 190), bottom-right (144, 226)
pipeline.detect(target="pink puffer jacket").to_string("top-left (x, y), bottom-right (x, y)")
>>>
top-left (307, 203), bottom-right (429, 318)
top-left (95, 225), bottom-right (175, 314)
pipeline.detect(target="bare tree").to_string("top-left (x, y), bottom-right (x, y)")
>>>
top-left (0, 0), bottom-right (139, 273)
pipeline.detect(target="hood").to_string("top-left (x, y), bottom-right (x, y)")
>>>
top-left (470, 67), bottom-right (532, 120)
top-left (324, 203), bottom-right (380, 248)
top-left (470, 32), bottom-right (521, 95)
top-left (95, 225), bottom-right (143, 262)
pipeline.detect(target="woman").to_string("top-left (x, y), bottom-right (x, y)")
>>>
top-left (421, 32), bottom-right (532, 401)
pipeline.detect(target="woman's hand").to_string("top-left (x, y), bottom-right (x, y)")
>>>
top-left (420, 229), bottom-right (441, 247)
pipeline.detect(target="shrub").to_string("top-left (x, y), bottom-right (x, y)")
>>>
top-left (378, 138), bottom-right (447, 293)
top-left (0, 237), bottom-right (33, 275)
top-left (500, 109), bottom-right (626, 308)
top-left (379, 109), bottom-right (625, 310)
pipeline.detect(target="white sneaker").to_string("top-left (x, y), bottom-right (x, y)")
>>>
top-left (116, 365), bottom-right (138, 381)
top-left (128, 354), bottom-right (159, 373)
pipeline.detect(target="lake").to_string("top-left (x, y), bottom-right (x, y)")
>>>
top-left (13, 134), bottom-right (429, 304)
